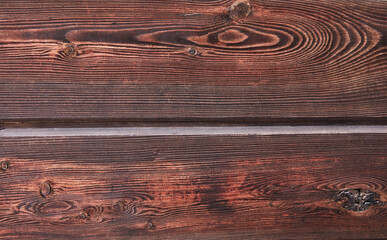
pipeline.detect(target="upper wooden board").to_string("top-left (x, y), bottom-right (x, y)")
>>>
top-left (0, 0), bottom-right (386, 121)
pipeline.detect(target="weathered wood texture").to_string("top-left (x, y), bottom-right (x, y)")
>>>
top-left (0, 133), bottom-right (386, 239)
top-left (1, 0), bottom-right (386, 121)
top-left (1, 0), bottom-right (386, 239)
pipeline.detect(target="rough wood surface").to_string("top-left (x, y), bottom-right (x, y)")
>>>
top-left (0, 133), bottom-right (386, 239)
top-left (1, 0), bottom-right (386, 239)
top-left (1, 0), bottom-right (386, 121)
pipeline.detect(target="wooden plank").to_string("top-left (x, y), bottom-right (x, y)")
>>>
top-left (0, 131), bottom-right (386, 239)
top-left (1, 0), bottom-right (386, 121)
top-left (1, 125), bottom-right (387, 137)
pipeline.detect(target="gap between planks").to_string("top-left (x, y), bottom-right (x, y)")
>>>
top-left (0, 126), bottom-right (387, 137)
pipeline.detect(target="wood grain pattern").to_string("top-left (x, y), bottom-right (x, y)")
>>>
top-left (1, 0), bottom-right (386, 121)
top-left (0, 133), bottom-right (386, 239)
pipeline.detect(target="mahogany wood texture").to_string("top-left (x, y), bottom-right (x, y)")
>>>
top-left (0, 133), bottom-right (386, 239)
top-left (0, 0), bottom-right (386, 122)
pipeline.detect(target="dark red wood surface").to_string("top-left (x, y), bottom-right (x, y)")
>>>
top-left (0, 133), bottom-right (386, 239)
top-left (1, 0), bottom-right (386, 239)
top-left (0, 0), bottom-right (386, 122)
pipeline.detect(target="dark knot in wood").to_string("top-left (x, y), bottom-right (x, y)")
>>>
top-left (145, 220), bottom-right (155, 230)
top-left (112, 201), bottom-right (125, 212)
top-left (79, 212), bottom-right (88, 220)
top-left (188, 47), bottom-right (198, 56)
top-left (63, 44), bottom-right (77, 57)
top-left (1, 161), bottom-right (9, 171)
top-left (40, 181), bottom-right (52, 198)
top-left (228, 1), bottom-right (251, 22)
top-left (335, 189), bottom-right (384, 212)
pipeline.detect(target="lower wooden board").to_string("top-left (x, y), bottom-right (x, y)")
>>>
top-left (0, 132), bottom-right (386, 239)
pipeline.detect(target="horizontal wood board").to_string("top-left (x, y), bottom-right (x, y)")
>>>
top-left (0, 132), bottom-right (386, 239)
top-left (0, 0), bottom-right (386, 121)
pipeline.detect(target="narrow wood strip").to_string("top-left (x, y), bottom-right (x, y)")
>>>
top-left (1, 117), bottom-right (387, 129)
top-left (1, 125), bottom-right (387, 137)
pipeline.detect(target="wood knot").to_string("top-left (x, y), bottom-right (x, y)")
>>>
top-left (188, 47), bottom-right (198, 56)
top-left (335, 189), bottom-right (384, 212)
top-left (63, 44), bottom-right (77, 57)
top-left (40, 181), bottom-right (52, 198)
top-left (82, 205), bottom-right (103, 219)
top-left (228, 1), bottom-right (251, 22)
top-left (145, 220), bottom-right (155, 230)
top-left (79, 212), bottom-right (88, 220)
top-left (1, 161), bottom-right (9, 171)
top-left (112, 201), bottom-right (125, 212)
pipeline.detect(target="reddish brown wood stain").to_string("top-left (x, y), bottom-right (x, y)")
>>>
top-left (0, 134), bottom-right (386, 239)
top-left (0, 0), bottom-right (386, 121)
top-left (0, 0), bottom-right (386, 239)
